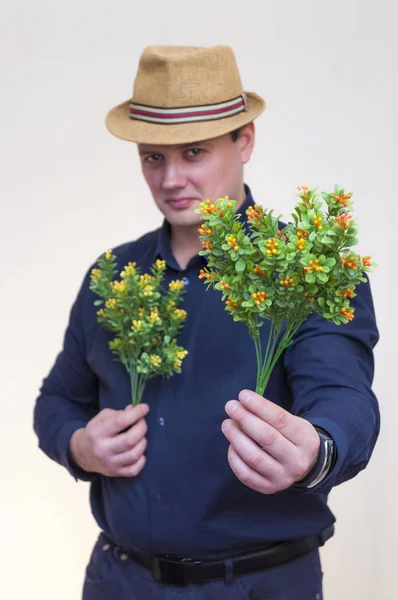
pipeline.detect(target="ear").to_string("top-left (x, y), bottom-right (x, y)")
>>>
top-left (238, 123), bottom-right (255, 165)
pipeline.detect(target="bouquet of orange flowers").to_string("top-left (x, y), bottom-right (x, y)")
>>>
top-left (195, 185), bottom-right (374, 396)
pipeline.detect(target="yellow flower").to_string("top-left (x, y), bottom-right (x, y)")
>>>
top-left (132, 320), bottom-right (142, 331)
top-left (166, 300), bottom-right (176, 312)
top-left (112, 280), bottom-right (128, 293)
top-left (97, 308), bottom-right (105, 317)
top-left (174, 359), bottom-right (182, 368)
top-left (139, 274), bottom-right (155, 286)
top-left (143, 285), bottom-right (153, 296)
top-left (90, 268), bottom-right (102, 280)
top-left (149, 354), bottom-right (162, 367)
top-left (105, 298), bottom-right (117, 309)
top-left (148, 309), bottom-right (160, 323)
top-left (138, 307), bottom-right (145, 318)
top-left (155, 259), bottom-right (166, 271)
top-left (105, 249), bottom-right (113, 260)
top-left (169, 280), bottom-right (184, 291)
top-left (120, 262), bottom-right (137, 278)
top-left (172, 309), bottom-right (187, 320)
top-left (177, 350), bottom-right (188, 360)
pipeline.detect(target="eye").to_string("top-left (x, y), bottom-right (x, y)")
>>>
top-left (144, 154), bottom-right (163, 164)
top-left (186, 148), bottom-right (203, 158)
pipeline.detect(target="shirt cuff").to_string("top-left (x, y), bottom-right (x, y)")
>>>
top-left (56, 421), bottom-right (99, 482)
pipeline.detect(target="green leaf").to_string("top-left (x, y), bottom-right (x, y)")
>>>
top-left (345, 237), bottom-right (358, 246)
top-left (321, 236), bottom-right (334, 245)
top-left (94, 299), bottom-right (104, 306)
top-left (317, 272), bottom-right (329, 283)
top-left (305, 272), bottom-right (316, 284)
top-left (236, 259), bottom-right (246, 273)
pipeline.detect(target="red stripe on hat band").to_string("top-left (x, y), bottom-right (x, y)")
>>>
top-left (129, 98), bottom-right (246, 121)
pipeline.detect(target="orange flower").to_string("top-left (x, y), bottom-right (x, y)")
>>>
top-left (227, 235), bottom-right (239, 252)
top-left (198, 269), bottom-right (212, 280)
top-left (247, 204), bottom-right (264, 221)
top-left (340, 307), bottom-right (354, 321)
top-left (340, 253), bottom-right (358, 270)
top-left (279, 277), bottom-right (294, 288)
top-left (251, 291), bottom-right (269, 305)
top-left (265, 238), bottom-right (279, 255)
top-left (341, 288), bottom-right (355, 299)
top-left (335, 213), bottom-right (353, 229)
top-left (332, 192), bottom-right (352, 208)
top-left (362, 256), bottom-right (372, 267)
top-left (201, 240), bottom-right (213, 251)
top-left (226, 297), bottom-right (238, 308)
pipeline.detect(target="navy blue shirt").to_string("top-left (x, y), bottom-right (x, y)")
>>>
top-left (34, 185), bottom-right (380, 559)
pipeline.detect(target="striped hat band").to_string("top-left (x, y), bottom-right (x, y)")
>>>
top-left (129, 93), bottom-right (248, 125)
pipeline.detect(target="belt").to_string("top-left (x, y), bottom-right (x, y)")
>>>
top-left (104, 525), bottom-right (334, 586)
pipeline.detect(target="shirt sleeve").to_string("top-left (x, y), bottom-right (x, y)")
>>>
top-left (283, 275), bottom-right (380, 495)
top-left (33, 270), bottom-right (100, 482)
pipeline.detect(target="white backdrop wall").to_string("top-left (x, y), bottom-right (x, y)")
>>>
top-left (1, 1), bottom-right (397, 598)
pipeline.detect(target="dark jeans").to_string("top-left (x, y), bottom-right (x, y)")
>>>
top-left (83, 533), bottom-right (323, 599)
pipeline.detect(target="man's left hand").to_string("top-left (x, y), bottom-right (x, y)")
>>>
top-left (222, 389), bottom-right (320, 494)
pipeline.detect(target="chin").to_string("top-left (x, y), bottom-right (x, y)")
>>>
top-left (162, 201), bottom-right (202, 227)
top-left (166, 211), bottom-right (202, 229)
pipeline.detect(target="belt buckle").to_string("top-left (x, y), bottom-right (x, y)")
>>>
top-left (152, 555), bottom-right (201, 586)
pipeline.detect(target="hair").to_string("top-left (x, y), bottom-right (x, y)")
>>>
top-left (230, 127), bottom-right (243, 142)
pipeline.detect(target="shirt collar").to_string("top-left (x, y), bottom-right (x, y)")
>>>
top-left (155, 183), bottom-right (255, 269)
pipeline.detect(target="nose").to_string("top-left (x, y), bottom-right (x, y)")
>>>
top-left (161, 162), bottom-right (187, 190)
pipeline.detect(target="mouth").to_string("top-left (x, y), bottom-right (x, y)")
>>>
top-left (166, 197), bottom-right (197, 210)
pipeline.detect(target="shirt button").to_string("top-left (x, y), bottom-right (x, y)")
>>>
top-left (120, 553), bottom-right (128, 561)
top-left (102, 544), bottom-right (110, 551)
top-left (159, 417), bottom-right (165, 426)
top-left (181, 276), bottom-right (189, 286)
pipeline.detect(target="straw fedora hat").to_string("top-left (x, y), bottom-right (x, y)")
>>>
top-left (105, 45), bottom-right (266, 145)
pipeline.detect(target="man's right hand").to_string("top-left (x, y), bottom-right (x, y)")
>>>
top-left (69, 403), bottom-right (149, 477)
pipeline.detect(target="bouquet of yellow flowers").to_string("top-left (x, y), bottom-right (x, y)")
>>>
top-left (89, 251), bottom-right (188, 405)
top-left (195, 185), bottom-right (374, 396)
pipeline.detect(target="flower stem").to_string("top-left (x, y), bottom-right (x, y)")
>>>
top-left (254, 318), bottom-right (306, 397)
top-left (253, 335), bottom-right (263, 391)
top-left (130, 367), bottom-right (138, 406)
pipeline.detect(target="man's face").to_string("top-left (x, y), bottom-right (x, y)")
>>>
top-left (137, 124), bottom-right (255, 229)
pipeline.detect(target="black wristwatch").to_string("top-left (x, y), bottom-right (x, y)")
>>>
top-left (306, 428), bottom-right (336, 489)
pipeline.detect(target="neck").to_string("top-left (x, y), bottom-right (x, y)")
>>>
top-left (170, 184), bottom-right (247, 270)
top-left (170, 224), bottom-right (203, 270)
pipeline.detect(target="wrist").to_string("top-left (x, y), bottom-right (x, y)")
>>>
top-left (69, 427), bottom-right (91, 472)
top-left (293, 427), bottom-right (336, 489)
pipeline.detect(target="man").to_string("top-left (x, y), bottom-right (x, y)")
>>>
top-left (34, 45), bottom-right (380, 599)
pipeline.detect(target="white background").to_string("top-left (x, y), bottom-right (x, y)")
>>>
top-left (1, 1), bottom-right (397, 598)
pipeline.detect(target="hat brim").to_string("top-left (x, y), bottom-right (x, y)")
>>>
top-left (105, 92), bottom-right (266, 145)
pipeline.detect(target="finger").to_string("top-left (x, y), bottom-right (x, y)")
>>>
top-left (100, 404), bottom-right (149, 437)
top-left (118, 455), bottom-right (146, 478)
top-left (225, 400), bottom-right (297, 464)
top-left (222, 419), bottom-right (281, 480)
top-left (108, 418), bottom-right (148, 454)
top-left (237, 390), bottom-right (305, 446)
top-left (112, 437), bottom-right (147, 467)
top-left (227, 445), bottom-right (277, 495)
